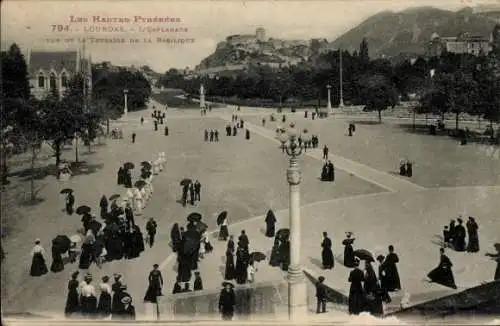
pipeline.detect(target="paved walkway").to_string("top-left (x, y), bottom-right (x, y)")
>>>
top-left (219, 115), bottom-right (424, 193)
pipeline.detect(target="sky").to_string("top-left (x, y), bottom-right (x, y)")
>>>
top-left (1, 0), bottom-right (498, 72)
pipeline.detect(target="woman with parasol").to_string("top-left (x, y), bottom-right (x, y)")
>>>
top-left (65, 271), bottom-right (81, 317)
top-left (218, 211), bottom-right (229, 241)
top-left (50, 237), bottom-right (66, 273)
top-left (265, 209), bottom-right (277, 237)
top-left (30, 239), bottom-right (48, 277)
top-left (342, 232), bottom-right (356, 268)
top-left (170, 223), bottom-right (182, 253)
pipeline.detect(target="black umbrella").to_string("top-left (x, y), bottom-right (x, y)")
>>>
top-left (60, 188), bottom-right (73, 195)
top-left (124, 162), bottom-right (134, 170)
top-left (52, 235), bottom-right (71, 253)
top-left (109, 194), bottom-right (120, 201)
top-left (250, 252), bottom-right (266, 262)
top-left (354, 249), bottom-right (375, 262)
top-left (141, 161), bottom-right (152, 169)
top-left (180, 178), bottom-right (192, 186)
top-left (135, 180), bottom-right (147, 188)
top-left (276, 228), bottom-right (290, 240)
top-left (76, 205), bottom-right (91, 215)
top-left (187, 212), bottom-right (202, 223)
top-left (217, 211), bottom-right (228, 225)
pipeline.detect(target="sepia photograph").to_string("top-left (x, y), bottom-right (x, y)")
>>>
top-left (1, 0), bottom-right (500, 324)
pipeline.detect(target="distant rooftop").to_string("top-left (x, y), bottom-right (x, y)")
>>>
top-left (29, 51), bottom-right (78, 75)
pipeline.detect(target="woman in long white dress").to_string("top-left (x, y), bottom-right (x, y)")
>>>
top-left (133, 188), bottom-right (143, 213)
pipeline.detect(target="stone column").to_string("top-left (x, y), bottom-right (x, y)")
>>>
top-left (286, 154), bottom-right (307, 322)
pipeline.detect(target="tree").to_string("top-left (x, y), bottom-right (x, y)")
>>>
top-left (359, 38), bottom-right (370, 66)
top-left (1, 43), bottom-right (30, 100)
top-left (358, 74), bottom-right (399, 123)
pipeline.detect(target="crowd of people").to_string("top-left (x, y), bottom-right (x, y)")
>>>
top-left (180, 180), bottom-right (202, 207)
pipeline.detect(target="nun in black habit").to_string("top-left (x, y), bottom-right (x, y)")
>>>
top-left (342, 232), bottom-right (356, 268)
top-left (224, 250), bottom-right (236, 280)
top-left (235, 247), bottom-right (249, 284)
top-left (321, 232), bottom-right (334, 269)
top-left (348, 259), bottom-right (365, 315)
top-left (265, 209), bottom-right (277, 237)
top-left (427, 248), bottom-right (457, 289)
top-left (269, 237), bottom-right (282, 267)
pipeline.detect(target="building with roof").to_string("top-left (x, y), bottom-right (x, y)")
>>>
top-left (27, 48), bottom-right (91, 100)
top-left (427, 32), bottom-right (492, 57)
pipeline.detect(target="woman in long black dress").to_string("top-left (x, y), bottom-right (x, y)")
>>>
top-left (30, 239), bottom-right (48, 277)
top-left (235, 247), bottom-right (248, 284)
top-left (129, 226), bottom-right (145, 259)
top-left (363, 260), bottom-right (378, 295)
top-left (321, 232), bottom-right (334, 269)
top-left (265, 210), bottom-right (277, 237)
top-left (65, 271), bottom-right (81, 317)
top-left (466, 217), bottom-right (479, 252)
top-left (144, 264), bottom-right (163, 303)
top-left (224, 250), bottom-right (236, 280)
top-left (97, 276), bottom-right (112, 318)
top-left (218, 215), bottom-right (229, 241)
top-left (384, 245), bottom-right (401, 291)
top-left (111, 274), bottom-right (123, 317)
top-left (376, 255), bottom-right (388, 291)
top-left (79, 242), bottom-right (93, 269)
top-left (171, 223), bottom-right (182, 252)
top-left (100, 195), bottom-right (108, 219)
top-left (342, 232), bottom-right (356, 268)
top-left (427, 248), bottom-right (457, 289)
top-left (117, 167), bottom-right (124, 185)
top-left (348, 259), bottom-right (365, 315)
top-left (50, 240), bottom-right (65, 273)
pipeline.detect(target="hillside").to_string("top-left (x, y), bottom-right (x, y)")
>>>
top-left (331, 6), bottom-right (498, 58)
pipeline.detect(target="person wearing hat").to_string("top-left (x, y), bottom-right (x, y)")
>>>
top-left (342, 232), bottom-right (356, 268)
top-left (453, 218), bottom-right (466, 252)
top-left (315, 276), bottom-right (327, 313)
top-left (30, 239), bottom-right (48, 277)
top-left (348, 259), bottom-right (364, 315)
top-left (112, 284), bottom-right (131, 319)
top-left (119, 296), bottom-right (135, 320)
top-left (80, 273), bottom-right (97, 318)
top-left (427, 247), bottom-right (457, 289)
top-left (65, 271), bottom-right (81, 317)
top-left (218, 282), bottom-right (236, 320)
top-left (144, 264), bottom-right (163, 303)
top-left (146, 218), bottom-right (158, 248)
top-left (111, 274), bottom-right (123, 317)
top-left (466, 216), bottom-right (479, 253)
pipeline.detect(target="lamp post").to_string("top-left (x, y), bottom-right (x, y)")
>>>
top-left (338, 49), bottom-right (344, 108)
top-left (278, 123), bottom-right (308, 322)
top-left (123, 89), bottom-right (129, 117)
top-left (326, 84), bottom-right (332, 111)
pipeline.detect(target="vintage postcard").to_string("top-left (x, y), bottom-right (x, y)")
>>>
top-left (1, 0), bottom-right (500, 324)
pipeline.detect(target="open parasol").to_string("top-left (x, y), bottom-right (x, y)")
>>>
top-left (123, 162), bottom-right (134, 170)
top-left (354, 249), bottom-right (375, 262)
top-left (134, 180), bottom-right (147, 188)
top-left (250, 251), bottom-right (266, 262)
top-left (187, 212), bottom-right (202, 223)
top-left (60, 188), bottom-right (73, 195)
top-left (276, 228), bottom-right (290, 240)
top-left (109, 194), bottom-right (120, 201)
top-left (76, 205), bottom-right (91, 215)
top-left (52, 235), bottom-right (71, 253)
top-left (180, 178), bottom-right (192, 186)
top-left (217, 211), bottom-right (228, 225)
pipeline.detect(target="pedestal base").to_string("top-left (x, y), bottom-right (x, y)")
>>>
top-left (287, 264), bottom-right (308, 322)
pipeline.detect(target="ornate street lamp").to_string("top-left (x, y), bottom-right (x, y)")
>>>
top-left (123, 89), bottom-right (129, 117)
top-left (326, 84), bottom-right (332, 111)
top-left (277, 122), bottom-right (308, 321)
